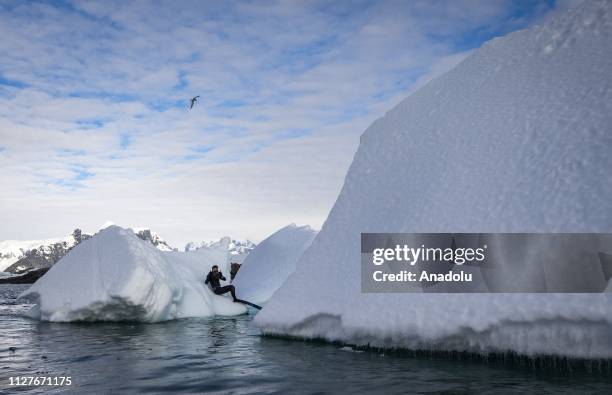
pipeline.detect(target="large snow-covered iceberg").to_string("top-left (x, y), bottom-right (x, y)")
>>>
top-left (256, 0), bottom-right (612, 359)
top-left (233, 224), bottom-right (317, 305)
top-left (21, 226), bottom-right (246, 322)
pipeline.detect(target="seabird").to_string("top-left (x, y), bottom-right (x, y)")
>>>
top-left (190, 95), bottom-right (200, 109)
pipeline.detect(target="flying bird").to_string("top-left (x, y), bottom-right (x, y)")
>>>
top-left (190, 95), bottom-right (200, 109)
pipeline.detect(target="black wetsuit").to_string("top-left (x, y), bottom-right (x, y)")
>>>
top-left (205, 271), bottom-right (237, 300)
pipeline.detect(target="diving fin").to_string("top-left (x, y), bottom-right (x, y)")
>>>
top-left (234, 298), bottom-right (262, 310)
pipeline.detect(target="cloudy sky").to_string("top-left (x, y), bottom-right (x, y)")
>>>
top-left (0, 0), bottom-right (577, 247)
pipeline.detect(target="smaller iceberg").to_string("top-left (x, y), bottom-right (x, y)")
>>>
top-left (233, 224), bottom-right (317, 305)
top-left (21, 226), bottom-right (246, 322)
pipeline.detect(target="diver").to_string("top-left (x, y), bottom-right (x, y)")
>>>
top-left (205, 265), bottom-right (238, 302)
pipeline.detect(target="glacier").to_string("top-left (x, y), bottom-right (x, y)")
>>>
top-left (21, 226), bottom-right (246, 322)
top-left (255, 0), bottom-right (612, 359)
top-left (232, 224), bottom-right (317, 305)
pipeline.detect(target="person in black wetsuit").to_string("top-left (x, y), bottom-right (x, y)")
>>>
top-left (205, 265), bottom-right (237, 302)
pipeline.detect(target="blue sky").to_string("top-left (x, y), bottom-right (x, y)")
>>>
top-left (0, 0), bottom-right (579, 246)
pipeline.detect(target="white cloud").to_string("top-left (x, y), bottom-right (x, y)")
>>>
top-left (0, 0), bottom-right (557, 246)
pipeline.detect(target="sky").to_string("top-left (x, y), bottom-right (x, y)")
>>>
top-left (0, 0), bottom-right (580, 248)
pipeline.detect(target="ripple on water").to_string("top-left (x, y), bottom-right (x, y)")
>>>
top-left (1, 284), bottom-right (611, 393)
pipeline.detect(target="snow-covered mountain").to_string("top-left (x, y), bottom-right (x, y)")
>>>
top-left (1, 226), bottom-right (175, 273)
top-left (256, 0), bottom-right (612, 359)
top-left (133, 228), bottom-right (176, 252)
top-left (0, 229), bottom-right (90, 273)
top-left (1, 237), bottom-right (68, 272)
top-left (99, 222), bottom-right (176, 252)
top-left (185, 237), bottom-right (256, 263)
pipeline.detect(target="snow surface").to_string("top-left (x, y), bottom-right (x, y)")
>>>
top-left (256, 0), bottom-right (612, 359)
top-left (232, 224), bottom-right (317, 305)
top-left (21, 226), bottom-right (246, 322)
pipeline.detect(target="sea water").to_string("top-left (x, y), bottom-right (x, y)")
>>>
top-left (1, 284), bottom-right (610, 394)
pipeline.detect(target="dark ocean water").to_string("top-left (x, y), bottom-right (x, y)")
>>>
top-left (1, 284), bottom-right (611, 394)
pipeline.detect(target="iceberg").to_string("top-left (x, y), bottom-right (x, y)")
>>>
top-left (255, 0), bottom-right (612, 359)
top-left (233, 224), bottom-right (317, 305)
top-left (21, 226), bottom-right (246, 322)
